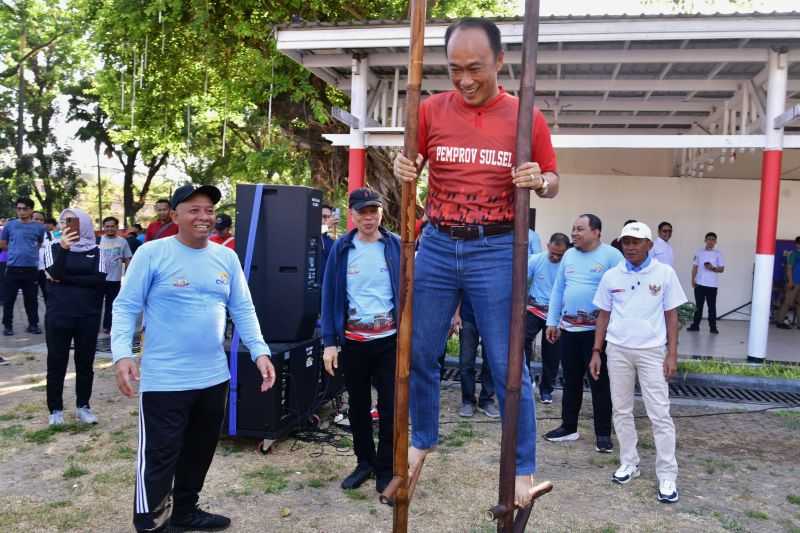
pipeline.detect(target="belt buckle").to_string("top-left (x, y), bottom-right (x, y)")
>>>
top-left (448, 225), bottom-right (466, 240)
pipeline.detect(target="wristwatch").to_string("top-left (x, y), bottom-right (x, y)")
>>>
top-left (538, 174), bottom-right (550, 196)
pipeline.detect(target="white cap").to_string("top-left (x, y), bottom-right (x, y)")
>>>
top-left (619, 222), bottom-right (652, 241)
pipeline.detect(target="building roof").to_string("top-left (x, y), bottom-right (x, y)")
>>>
top-left (276, 11), bottom-right (800, 134)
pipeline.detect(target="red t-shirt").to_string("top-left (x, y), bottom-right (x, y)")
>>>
top-left (144, 219), bottom-right (178, 241)
top-left (209, 234), bottom-right (236, 250)
top-left (418, 88), bottom-right (557, 225)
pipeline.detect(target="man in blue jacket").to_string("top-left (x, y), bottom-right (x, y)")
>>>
top-left (321, 188), bottom-right (400, 494)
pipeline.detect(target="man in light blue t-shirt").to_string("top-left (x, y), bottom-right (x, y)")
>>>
top-left (321, 188), bottom-right (400, 494)
top-left (112, 184), bottom-right (274, 533)
top-left (1, 197), bottom-right (45, 336)
top-left (525, 232), bottom-right (569, 404)
top-left (544, 214), bottom-right (623, 453)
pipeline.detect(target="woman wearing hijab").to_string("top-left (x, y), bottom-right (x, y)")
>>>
top-left (43, 207), bottom-right (107, 426)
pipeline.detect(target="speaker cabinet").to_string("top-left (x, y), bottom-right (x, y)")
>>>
top-left (235, 184), bottom-right (323, 342)
top-left (224, 338), bottom-right (323, 439)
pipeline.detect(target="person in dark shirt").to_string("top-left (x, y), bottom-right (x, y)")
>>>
top-left (43, 207), bottom-right (107, 426)
top-left (126, 223), bottom-right (144, 255)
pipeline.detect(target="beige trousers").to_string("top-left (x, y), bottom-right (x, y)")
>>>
top-left (777, 284), bottom-right (800, 323)
top-left (606, 342), bottom-right (678, 482)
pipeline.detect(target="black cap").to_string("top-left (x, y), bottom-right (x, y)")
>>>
top-left (170, 184), bottom-right (222, 209)
top-left (348, 188), bottom-right (383, 211)
top-left (215, 213), bottom-right (232, 230)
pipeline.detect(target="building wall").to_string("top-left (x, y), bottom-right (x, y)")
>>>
top-left (534, 172), bottom-right (800, 319)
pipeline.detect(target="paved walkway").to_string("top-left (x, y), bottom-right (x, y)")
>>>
top-left (678, 319), bottom-right (800, 363)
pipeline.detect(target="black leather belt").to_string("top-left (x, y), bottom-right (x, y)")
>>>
top-left (434, 223), bottom-right (513, 240)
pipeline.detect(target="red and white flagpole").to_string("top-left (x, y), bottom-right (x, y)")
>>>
top-left (747, 48), bottom-right (788, 361)
top-left (347, 56), bottom-right (369, 229)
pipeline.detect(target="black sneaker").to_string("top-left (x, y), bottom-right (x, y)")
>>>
top-left (0, 356), bottom-right (9, 366)
top-left (26, 325), bottom-right (42, 334)
top-left (709, 328), bottom-right (719, 335)
top-left (3, 327), bottom-right (13, 336)
top-left (775, 322), bottom-right (792, 330)
top-left (686, 325), bottom-right (699, 332)
top-left (544, 426), bottom-right (579, 442)
top-left (170, 507), bottom-right (231, 531)
top-left (595, 435), bottom-right (614, 453)
top-left (340, 462), bottom-right (374, 490)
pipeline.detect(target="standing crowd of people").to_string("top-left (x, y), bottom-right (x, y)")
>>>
top-left (1, 15), bottom-right (799, 533)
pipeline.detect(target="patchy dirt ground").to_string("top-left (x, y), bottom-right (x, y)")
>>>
top-left (1, 350), bottom-right (800, 533)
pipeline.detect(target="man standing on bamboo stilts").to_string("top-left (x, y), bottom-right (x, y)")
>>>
top-left (394, 18), bottom-right (559, 507)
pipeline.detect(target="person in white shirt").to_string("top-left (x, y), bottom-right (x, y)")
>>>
top-left (687, 232), bottom-right (725, 334)
top-left (590, 222), bottom-right (687, 504)
top-left (650, 221), bottom-right (674, 267)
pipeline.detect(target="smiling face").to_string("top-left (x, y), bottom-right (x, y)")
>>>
top-left (571, 216), bottom-right (600, 251)
top-left (446, 27), bottom-right (503, 107)
top-left (659, 224), bottom-right (673, 242)
top-left (547, 242), bottom-right (568, 263)
top-left (173, 194), bottom-right (215, 246)
top-left (103, 219), bottom-right (118, 237)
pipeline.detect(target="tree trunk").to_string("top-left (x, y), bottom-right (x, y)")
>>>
top-left (120, 145), bottom-right (139, 227)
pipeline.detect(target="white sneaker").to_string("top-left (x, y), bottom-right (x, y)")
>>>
top-left (612, 464), bottom-right (640, 484)
top-left (75, 406), bottom-right (98, 425)
top-left (48, 410), bottom-right (65, 426)
top-left (657, 479), bottom-right (679, 503)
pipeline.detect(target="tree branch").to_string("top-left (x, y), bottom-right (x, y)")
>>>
top-left (0, 31), bottom-right (68, 80)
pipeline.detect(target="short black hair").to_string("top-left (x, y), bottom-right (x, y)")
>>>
top-left (45, 217), bottom-right (57, 226)
top-left (624, 219), bottom-right (637, 226)
top-left (32, 210), bottom-right (44, 218)
top-left (102, 216), bottom-right (119, 226)
top-left (795, 236), bottom-right (800, 244)
top-left (321, 204), bottom-right (333, 212)
top-left (578, 213), bottom-right (602, 232)
top-left (155, 198), bottom-right (171, 207)
top-left (549, 232), bottom-right (570, 247)
top-left (133, 223), bottom-right (143, 231)
top-left (705, 232), bottom-right (718, 240)
top-left (15, 197), bottom-right (34, 209)
top-left (444, 18), bottom-right (503, 59)
top-left (658, 221), bottom-right (672, 231)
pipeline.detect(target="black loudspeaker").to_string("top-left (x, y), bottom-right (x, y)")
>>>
top-left (236, 184), bottom-right (323, 342)
top-left (224, 338), bottom-right (323, 440)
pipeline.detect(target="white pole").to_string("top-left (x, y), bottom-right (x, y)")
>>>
top-left (747, 48), bottom-right (788, 362)
top-left (392, 68), bottom-right (400, 127)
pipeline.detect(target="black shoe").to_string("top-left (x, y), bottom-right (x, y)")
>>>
top-left (775, 322), bottom-right (791, 330)
top-left (595, 435), bottom-right (614, 453)
top-left (709, 328), bottom-right (719, 335)
top-left (170, 507), bottom-right (231, 531)
top-left (376, 472), bottom-right (392, 493)
top-left (686, 325), bottom-right (699, 332)
top-left (544, 426), bottom-right (579, 442)
top-left (26, 325), bottom-right (42, 334)
top-left (746, 356), bottom-right (765, 364)
top-left (0, 356), bottom-right (9, 366)
top-left (340, 462), bottom-right (374, 490)
top-left (3, 327), bottom-right (13, 336)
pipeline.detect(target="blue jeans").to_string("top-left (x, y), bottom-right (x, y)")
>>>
top-left (459, 319), bottom-right (495, 407)
top-left (410, 225), bottom-right (537, 475)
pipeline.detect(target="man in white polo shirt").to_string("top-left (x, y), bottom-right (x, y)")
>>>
top-left (650, 221), bottom-right (674, 267)
top-left (687, 232), bottom-right (725, 334)
top-left (589, 222), bottom-right (686, 504)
